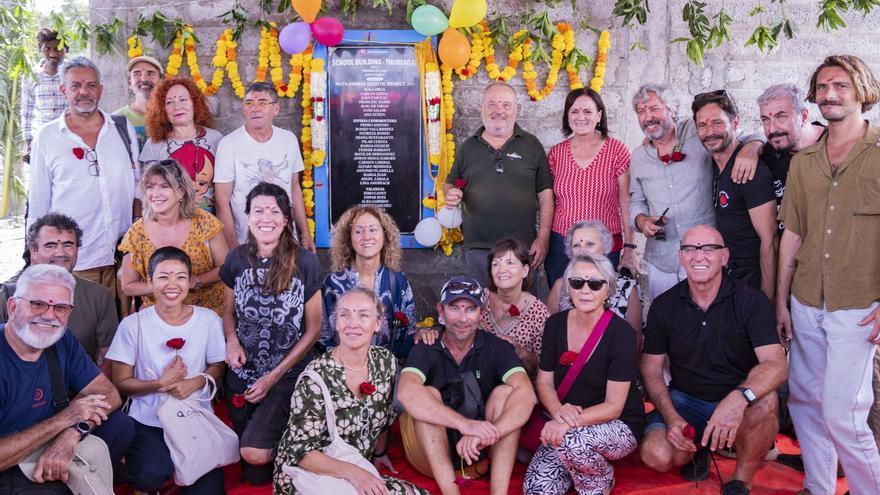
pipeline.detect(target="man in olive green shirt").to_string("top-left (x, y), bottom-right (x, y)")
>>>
top-left (777, 55), bottom-right (880, 495)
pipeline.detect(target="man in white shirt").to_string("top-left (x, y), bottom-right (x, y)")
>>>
top-left (27, 56), bottom-right (138, 299)
top-left (214, 82), bottom-right (315, 251)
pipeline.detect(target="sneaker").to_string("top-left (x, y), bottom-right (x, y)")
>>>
top-left (680, 448), bottom-right (710, 482)
top-left (722, 480), bottom-right (750, 495)
top-left (717, 443), bottom-right (779, 461)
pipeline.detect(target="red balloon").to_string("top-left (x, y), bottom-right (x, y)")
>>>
top-left (311, 17), bottom-right (345, 47)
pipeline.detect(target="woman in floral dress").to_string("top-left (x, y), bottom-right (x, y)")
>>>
top-left (274, 287), bottom-right (428, 494)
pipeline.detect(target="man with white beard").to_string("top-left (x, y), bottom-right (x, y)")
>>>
top-left (0, 265), bottom-right (133, 493)
top-left (113, 55), bottom-right (163, 150)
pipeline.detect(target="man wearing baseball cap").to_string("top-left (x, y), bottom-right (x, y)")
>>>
top-left (113, 55), bottom-right (163, 150)
top-left (398, 276), bottom-right (535, 495)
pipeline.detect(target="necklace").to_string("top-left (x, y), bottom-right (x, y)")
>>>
top-left (335, 349), bottom-right (368, 372)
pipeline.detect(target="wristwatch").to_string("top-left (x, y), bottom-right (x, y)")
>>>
top-left (736, 387), bottom-right (756, 407)
top-left (72, 421), bottom-right (91, 441)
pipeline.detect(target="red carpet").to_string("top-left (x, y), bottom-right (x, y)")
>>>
top-left (117, 403), bottom-right (851, 494)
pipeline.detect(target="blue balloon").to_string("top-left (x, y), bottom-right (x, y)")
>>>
top-left (279, 22), bottom-right (312, 54)
top-left (411, 5), bottom-right (449, 37)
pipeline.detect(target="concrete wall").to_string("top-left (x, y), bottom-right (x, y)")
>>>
top-left (89, 0), bottom-right (880, 312)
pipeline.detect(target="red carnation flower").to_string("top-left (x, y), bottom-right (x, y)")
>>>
top-left (671, 151), bottom-right (686, 162)
top-left (559, 351), bottom-right (578, 366)
top-left (530, 96), bottom-right (537, 102)
top-left (279, 84), bottom-right (288, 92)
top-left (232, 394), bottom-right (246, 408)
top-left (359, 382), bottom-right (376, 395)
top-left (455, 178), bottom-right (468, 190)
top-left (682, 424), bottom-right (696, 440)
top-left (394, 311), bottom-right (409, 326)
top-left (166, 338), bottom-right (186, 350)
top-left (461, 68), bottom-right (469, 76)
top-left (508, 304), bottom-right (520, 317)
top-left (72, 147), bottom-right (85, 160)
top-left (455, 477), bottom-right (473, 487)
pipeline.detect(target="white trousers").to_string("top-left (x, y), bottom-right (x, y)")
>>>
top-left (646, 260), bottom-right (687, 302)
top-left (788, 296), bottom-right (880, 495)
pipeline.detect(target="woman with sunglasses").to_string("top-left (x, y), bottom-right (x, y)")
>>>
top-left (119, 160), bottom-right (229, 316)
top-left (524, 254), bottom-right (644, 495)
top-left (544, 89), bottom-right (636, 288)
top-left (481, 237), bottom-right (549, 377)
top-left (274, 287), bottom-right (428, 494)
top-left (142, 77), bottom-right (222, 213)
top-left (219, 182), bottom-right (322, 484)
top-left (547, 220), bottom-right (642, 341)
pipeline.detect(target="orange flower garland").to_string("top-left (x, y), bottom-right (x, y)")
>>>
top-left (523, 23), bottom-right (574, 101)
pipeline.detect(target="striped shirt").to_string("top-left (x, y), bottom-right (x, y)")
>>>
top-left (20, 71), bottom-right (67, 142)
top-left (549, 136), bottom-right (630, 236)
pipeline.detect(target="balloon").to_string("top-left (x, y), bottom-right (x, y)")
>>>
top-left (414, 218), bottom-right (443, 247)
top-left (436, 206), bottom-right (463, 228)
top-left (448, 0), bottom-right (487, 28)
top-left (411, 5), bottom-right (449, 36)
top-left (438, 28), bottom-right (470, 69)
top-left (278, 22), bottom-right (312, 55)
top-left (311, 17), bottom-right (345, 47)
top-left (293, 0), bottom-right (320, 23)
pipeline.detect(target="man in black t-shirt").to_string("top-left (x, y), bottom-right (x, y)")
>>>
top-left (639, 226), bottom-right (787, 495)
top-left (692, 91), bottom-right (777, 301)
top-left (398, 276), bottom-right (535, 495)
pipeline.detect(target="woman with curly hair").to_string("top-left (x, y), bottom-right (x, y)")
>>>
top-left (320, 205), bottom-right (419, 359)
top-left (141, 77), bottom-right (222, 213)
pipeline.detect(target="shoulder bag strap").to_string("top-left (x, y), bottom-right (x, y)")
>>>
top-left (45, 345), bottom-right (70, 411)
top-left (110, 114), bottom-right (134, 164)
top-left (385, 268), bottom-right (399, 311)
top-left (298, 369), bottom-right (341, 441)
top-left (556, 310), bottom-right (613, 402)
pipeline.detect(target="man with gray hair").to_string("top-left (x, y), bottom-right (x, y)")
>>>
top-left (629, 84), bottom-right (763, 300)
top-left (26, 56), bottom-right (138, 300)
top-left (0, 264), bottom-right (133, 493)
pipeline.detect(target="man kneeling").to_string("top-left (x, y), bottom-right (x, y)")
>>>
top-left (639, 226), bottom-right (787, 495)
top-left (398, 276), bottom-right (535, 495)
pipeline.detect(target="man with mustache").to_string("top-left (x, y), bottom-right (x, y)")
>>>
top-left (27, 57), bottom-right (138, 301)
top-left (629, 84), bottom-right (764, 301)
top-left (692, 91), bottom-right (777, 301)
top-left (0, 214), bottom-right (117, 376)
top-left (20, 27), bottom-right (68, 163)
top-left (0, 264), bottom-right (133, 494)
top-left (113, 55), bottom-right (163, 151)
top-left (777, 54), bottom-right (880, 495)
top-left (444, 82), bottom-right (554, 288)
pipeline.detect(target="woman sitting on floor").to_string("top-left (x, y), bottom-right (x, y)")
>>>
top-left (107, 247), bottom-right (227, 494)
top-left (274, 287), bottom-right (428, 494)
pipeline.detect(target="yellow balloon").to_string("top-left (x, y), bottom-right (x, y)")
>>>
top-left (438, 27), bottom-right (471, 69)
top-left (448, 0), bottom-right (487, 28)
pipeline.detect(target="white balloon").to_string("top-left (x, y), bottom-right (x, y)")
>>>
top-left (414, 217), bottom-right (443, 247)
top-left (436, 206), bottom-right (463, 228)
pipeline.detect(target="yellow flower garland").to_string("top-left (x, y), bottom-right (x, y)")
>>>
top-left (300, 51), bottom-right (316, 237)
top-left (591, 31), bottom-right (611, 93)
top-left (455, 23), bottom-right (486, 80)
top-left (165, 30), bottom-right (184, 77)
top-left (486, 29), bottom-right (527, 81)
top-left (126, 35), bottom-right (143, 59)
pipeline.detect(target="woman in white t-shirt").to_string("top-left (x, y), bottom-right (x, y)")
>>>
top-left (107, 246), bottom-right (227, 494)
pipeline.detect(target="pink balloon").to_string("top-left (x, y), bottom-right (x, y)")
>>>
top-left (279, 22), bottom-right (312, 54)
top-left (311, 17), bottom-right (345, 47)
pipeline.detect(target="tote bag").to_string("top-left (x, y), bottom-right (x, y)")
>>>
top-left (280, 369), bottom-right (381, 494)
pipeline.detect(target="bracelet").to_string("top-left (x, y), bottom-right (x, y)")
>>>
top-left (372, 448), bottom-right (388, 458)
top-left (623, 243), bottom-right (637, 249)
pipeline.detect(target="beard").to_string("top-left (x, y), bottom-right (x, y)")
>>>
top-left (12, 314), bottom-right (66, 350)
top-left (72, 98), bottom-right (98, 116)
top-left (701, 132), bottom-right (733, 153)
top-left (641, 117), bottom-right (674, 140)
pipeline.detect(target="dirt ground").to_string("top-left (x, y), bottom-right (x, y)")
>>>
top-left (0, 216), bottom-right (26, 282)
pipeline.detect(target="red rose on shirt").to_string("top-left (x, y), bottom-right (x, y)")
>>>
top-left (359, 382), bottom-right (377, 395)
top-left (508, 304), bottom-right (520, 317)
top-left (455, 178), bottom-right (468, 190)
top-left (394, 311), bottom-right (409, 326)
top-left (671, 151), bottom-right (685, 162)
top-left (165, 338), bottom-right (186, 350)
top-left (72, 148), bottom-right (85, 160)
top-left (559, 351), bottom-right (577, 366)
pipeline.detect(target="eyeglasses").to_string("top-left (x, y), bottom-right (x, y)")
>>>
top-left (442, 280), bottom-right (484, 298)
top-left (243, 99), bottom-right (277, 109)
top-left (84, 149), bottom-right (99, 177)
top-left (567, 277), bottom-right (608, 291)
top-left (492, 149), bottom-right (504, 174)
top-left (679, 243), bottom-right (726, 253)
top-left (15, 297), bottom-right (74, 317)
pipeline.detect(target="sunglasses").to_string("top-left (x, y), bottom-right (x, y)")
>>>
top-left (567, 277), bottom-right (608, 291)
top-left (15, 297), bottom-right (74, 317)
top-left (679, 243), bottom-right (726, 253)
top-left (492, 149), bottom-right (504, 174)
top-left (693, 89), bottom-right (737, 115)
top-left (443, 280), bottom-right (484, 298)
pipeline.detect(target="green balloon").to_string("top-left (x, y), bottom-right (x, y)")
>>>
top-left (411, 5), bottom-right (449, 37)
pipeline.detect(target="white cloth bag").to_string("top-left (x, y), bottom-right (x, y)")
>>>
top-left (281, 369), bottom-right (381, 494)
top-left (157, 373), bottom-right (240, 486)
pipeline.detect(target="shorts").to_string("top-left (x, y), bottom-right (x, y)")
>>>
top-left (645, 387), bottom-right (720, 440)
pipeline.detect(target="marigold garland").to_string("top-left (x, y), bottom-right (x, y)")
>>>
top-left (523, 23), bottom-right (573, 101)
top-left (126, 35), bottom-right (143, 59)
top-left (165, 30), bottom-right (184, 77)
top-left (300, 50), bottom-right (316, 237)
top-left (455, 23), bottom-right (486, 80)
top-left (486, 29), bottom-right (527, 81)
top-left (591, 30), bottom-right (611, 93)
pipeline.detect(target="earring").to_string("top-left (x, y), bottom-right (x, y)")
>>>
top-left (603, 298), bottom-right (612, 310)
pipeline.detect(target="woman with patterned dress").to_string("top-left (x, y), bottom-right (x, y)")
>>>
top-left (142, 77), bottom-right (222, 213)
top-left (547, 220), bottom-right (642, 345)
top-left (544, 88), bottom-right (636, 287)
top-left (321, 205), bottom-right (418, 359)
top-left (220, 182), bottom-right (323, 485)
top-left (274, 287), bottom-right (428, 494)
top-left (119, 159), bottom-right (228, 316)
top-left (480, 237), bottom-right (549, 377)
top-left (524, 254), bottom-right (644, 495)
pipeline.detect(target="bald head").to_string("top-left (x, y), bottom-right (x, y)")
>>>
top-left (680, 225), bottom-right (728, 284)
top-left (682, 225), bottom-right (725, 246)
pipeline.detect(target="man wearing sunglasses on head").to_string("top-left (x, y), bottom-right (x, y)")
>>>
top-left (0, 264), bottom-right (133, 494)
top-left (639, 225), bottom-right (787, 495)
top-left (398, 276), bottom-right (535, 495)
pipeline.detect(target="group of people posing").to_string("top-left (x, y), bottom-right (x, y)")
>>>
top-left (2, 25), bottom-right (880, 495)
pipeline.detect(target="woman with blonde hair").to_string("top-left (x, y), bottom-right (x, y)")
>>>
top-left (119, 159), bottom-right (228, 316)
top-left (320, 205), bottom-right (419, 359)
